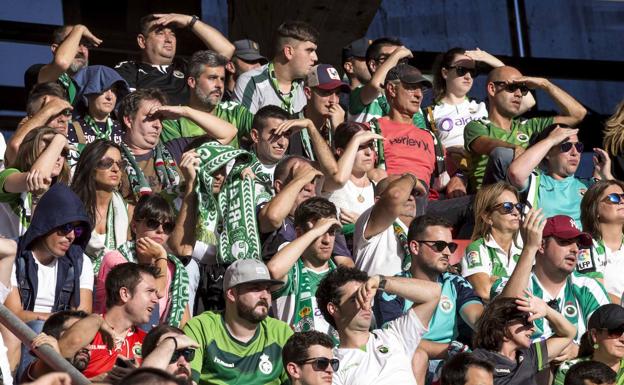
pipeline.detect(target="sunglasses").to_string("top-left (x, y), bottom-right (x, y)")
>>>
top-left (96, 157), bottom-right (128, 170)
top-left (417, 240), bottom-right (458, 253)
top-left (448, 65), bottom-right (477, 78)
top-left (492, 81), bottom-right (530, 96)
top-left (60, 108), bottom-right (73, 117)
top-left (170, 348), bottom-right (195, 364)
top-left (144, 218), bottom-right (175, 234)
top-left (358, 141), bottom-right (375, 151)
top-left (491, 202), bottom-right (524, 215)
top-left (547, 298), bottom-right (560, 311)
top-left (603, 326), bottom-right (624, 339)
top-left (296, 357), bottom-right (340, 372)
top-left (559, 142), bottom-right (583, 153)
top-left (603, 193), bottom-right (624, 204)
top-left (510, 314), bottom-right (534, 328)
top-left (56, 223), bottom-right (86, 238)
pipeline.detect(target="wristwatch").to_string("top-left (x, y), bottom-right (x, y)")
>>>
top-left (188, 15), bottom-right (199, 29)
top-left (377, 275), bottom-right (387, 292)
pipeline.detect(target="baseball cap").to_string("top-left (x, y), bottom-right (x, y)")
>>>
top-left (542, 215), bottom-right (592, 247)
top-left (588, 304), bottom-right (624, 330)
top-left (342, 38), bottom-right (370, 63)
top-left (233, 39), bottom-right (268, 64)
top-left (386, 64), bottom-right (432, 87)
top-left (223, 259), bottom-right (284, 291)
top-left (306, 64), bottom-right (350, 92)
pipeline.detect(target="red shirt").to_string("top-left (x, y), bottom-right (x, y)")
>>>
top-left (377, 117), bottom-right (435, 183)
top-left (82, 326), bottom-right (146, 379)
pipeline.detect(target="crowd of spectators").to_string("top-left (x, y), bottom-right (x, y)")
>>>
top-left (1, 12), bottom-right (624, 385)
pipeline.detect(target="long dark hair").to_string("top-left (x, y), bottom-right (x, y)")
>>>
top-left (432, 47), bottom-right (466, 102)
top-left (71, 139), bottom-right (123, 225)
top-left (581, 179), bottom-right (624, 240)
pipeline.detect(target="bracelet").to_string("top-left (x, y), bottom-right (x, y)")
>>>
top-left (155, 257), bottom-right (168, 262)
top-left (188, 15), bottom-right (199, 29)
top-left (161, 336), bottom-right (178, 351)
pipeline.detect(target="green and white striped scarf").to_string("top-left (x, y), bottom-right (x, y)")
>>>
top-left (117, 241), bottom-right (189, 327)
top-left (120, 141), bottom-right (180, 200)
top-left (195, 142), bottom-right (270, 263)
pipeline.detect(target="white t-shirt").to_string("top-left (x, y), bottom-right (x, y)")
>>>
top-left (0, 283), bottom-right (13, 385)
top-left (11, 254), bottom-right (94, 313)
top-left (353, 207), bottom-right (408, 276)
top-left (333, 310), bottom-right (427, 385)
top-left (325, 180), bottom-right (374, 215)
top-left (431, 99), bottom-right (488, 148)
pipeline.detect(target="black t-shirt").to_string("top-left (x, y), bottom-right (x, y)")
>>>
top-left (68, 116), bottom-right (125, 145)
top-left (472, 340), bottom-right (549, 385)
top-left (114, 59), bottom-right (189, 106)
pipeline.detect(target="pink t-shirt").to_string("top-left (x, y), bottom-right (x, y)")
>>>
top-left (95, 250), bottom-right (174, 318)
top-left (377, 117), bottom-right (435, 183)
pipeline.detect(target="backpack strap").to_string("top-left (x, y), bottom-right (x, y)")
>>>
top-left (72, 121), bottom-right (86, 144)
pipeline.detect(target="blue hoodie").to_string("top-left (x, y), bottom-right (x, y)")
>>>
top-left (72, 65), bottom-right (130, 115)
top-left (15, 184), bottom-right (93, 312)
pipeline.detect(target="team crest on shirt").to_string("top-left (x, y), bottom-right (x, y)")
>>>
top-left (466, 251), bottom-right (482, 268)
top-left (132, 342), bottom-right (142, 358)
top-left (564, 302), bottom-right (578, 318)
top-left (173, 70), bottom-right (185, 78)
top-left (439, 295), bottom-right (454, 313)
top-left (516, 133), bottom-right (529, 143)
top-left (259, 354), bottom-right (273, 374)
top-left (378, 345), bottom-right (389, 354)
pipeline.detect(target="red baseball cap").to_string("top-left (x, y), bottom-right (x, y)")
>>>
top-left (542, 215), bottom-right (592, 247)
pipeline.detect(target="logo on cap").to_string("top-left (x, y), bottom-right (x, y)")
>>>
top-left (326, 67), bottom-right (340, 80)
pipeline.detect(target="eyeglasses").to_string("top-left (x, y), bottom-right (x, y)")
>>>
top-left (492, 81), bottom-right (530, 96)
top-left (417, 240), bottom-right (458, 253)
top-left (491, 202), bottom-right (524, 215)
top-left (170, 348), bottom-right (195, 364)
top-left (559, 142), bottom-right (584, 153)
top-left (96, 157), bottom-right (128, 170)
top-left (602, 326), bottom-right (624, 339)
top-left (603, 193), bottom-right (624, 204)
top-left (448, 65), bottom-right (477, 78)
top-left (296, 357), bottom-right (340, 372)
top-left (144, 218), bottom-right (175, 234)
top-left (56, 223), bottom-right (86, 238)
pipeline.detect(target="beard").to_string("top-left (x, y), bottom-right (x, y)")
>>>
top-left (69, 56), bottom-right (88, 74)
top-left (194, 86), bottom-right (221, 109)
top-left (236, 298), bottom-right (269, 324)
top-left (72, 348), bottom-right (90, 371)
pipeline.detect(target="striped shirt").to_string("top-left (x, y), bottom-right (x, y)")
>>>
top-left (461, 236), bottom-right (523, 279)
top-left (491, 271), bottom-right (609, 343)
top-left (233, 62), bottom-right (306, 114)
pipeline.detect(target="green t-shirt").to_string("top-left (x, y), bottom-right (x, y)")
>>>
top-left (0, 168), bottom-right (31, 237)
top-left (184, 311), bottom-right (293, 385)
top-left (160, 101), bottom-right (254, 148)
top-left (554, 356), bottom-right (624, 385)
top-left (348, 85), bottom-right (426, 127)
top-left (463, 116), bottom-right (553, 190)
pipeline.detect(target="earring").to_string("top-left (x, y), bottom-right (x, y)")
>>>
top-left (593, 343), bottom-right (599, 349)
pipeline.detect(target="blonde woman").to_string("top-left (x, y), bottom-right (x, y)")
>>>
top-left (603, 101), bottom-right (624, 180)
top-left (461, 182), bottom-right (523, 301)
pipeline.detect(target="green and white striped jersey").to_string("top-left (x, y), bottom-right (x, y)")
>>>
top-left (461, 236), bottom-right (523, 279)
top-left (491, 271), bottom-right (609, 343)
top-left (184, 311), bottom-right (293, 385)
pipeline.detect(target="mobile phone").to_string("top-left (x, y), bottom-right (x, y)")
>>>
top-left (115, 357), bottom-right (135, 368)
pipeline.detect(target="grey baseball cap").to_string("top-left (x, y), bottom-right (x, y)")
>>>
top-left (233, 39), bottom-right (268, 63)
top-left (223, 259), bottom-right (284, 291)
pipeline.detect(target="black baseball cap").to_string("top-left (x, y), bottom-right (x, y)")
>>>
top-left (342, 38), bottom-right (370, 63)
top-left (386, 63), bottom-right (432, 87)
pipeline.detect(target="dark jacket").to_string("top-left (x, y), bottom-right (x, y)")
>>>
top-left (16, 184), bottom-right (92, 312)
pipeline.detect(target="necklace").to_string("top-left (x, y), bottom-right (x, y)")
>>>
top-left (353, 178), bottom-right (370, 203)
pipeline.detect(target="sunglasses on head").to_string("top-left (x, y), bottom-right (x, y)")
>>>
top-left (448, 65), bottom-right (477, 78)
top-left (296, 357), bottom-right (340, 372)
top-left (417, 240), bottom-right (458, 253)
top-left (602, 326), bottom-right (624, 339)
top-left (492, 81), bottom-right (530, 96)
top-left (603, 193), bottom-right (624, 204)
top-left (559, 142), bottom-right (583, 153)
top-left (170, 348), bottom-right (195, 364)
top-left (491, 202), bottom-right (523, 215)
top-left (144, 218), bottom-right (175, 234)
top-left (96, 157), bottom-right (128, 170)
top-left (56, 223), bottom-right (86, 238)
